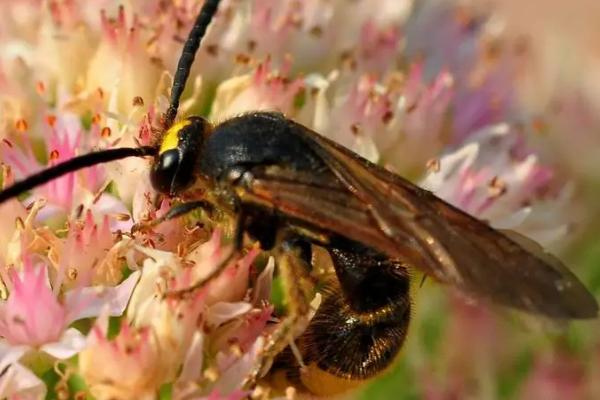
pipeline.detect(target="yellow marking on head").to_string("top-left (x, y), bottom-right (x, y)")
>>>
top-left (159, 119), bottom-right (191, 154)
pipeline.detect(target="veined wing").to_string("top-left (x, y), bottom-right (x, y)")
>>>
top-left (238, 118), bottom-right (597, 319)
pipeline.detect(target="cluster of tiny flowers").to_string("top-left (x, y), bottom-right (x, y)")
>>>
top-left (0, 1), bottom-right (593, 399)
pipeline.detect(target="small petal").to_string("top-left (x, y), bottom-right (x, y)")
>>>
top-left (0, 362), bottom-right (46, 400)
top-left (0, 342), bottom-right (29, 370)
top-left (178, 331), bottom-right (205, 384)
top-left (205, 302), bottom-right (253, 328)
top-left (39, 327), bottom-right (86, 359)
top-left (213, 337), bottom-right (264, 394)
top-left (65, 270), bottom-right (141, 323)
top-left (0, 341), bottom-right (44, 399)
top-left (252, 256), bottom-right (274, 305)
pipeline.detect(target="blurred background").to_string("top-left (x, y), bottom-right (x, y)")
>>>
top-left (361, 0), bottom-right (600, 399)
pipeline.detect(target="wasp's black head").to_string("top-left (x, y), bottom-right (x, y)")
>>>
top-left (150, 116), bottom-right (211, 196)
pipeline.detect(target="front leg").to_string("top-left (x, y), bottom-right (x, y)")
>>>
top-left (165, 210), bottom-right (246, 299)
top-left (161, 184), bottom-right (249, 298)
top-left (131, 199), bottom-right (214, 234)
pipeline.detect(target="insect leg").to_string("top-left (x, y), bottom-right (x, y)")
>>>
top-left (165, 211), bottom-right (246, 298)
top-left (266, 237), bottom-right (412, 396)
top-left (243, 239), bottom-right (313, 389)
top-left (132, 200), bottom-right (214, 233)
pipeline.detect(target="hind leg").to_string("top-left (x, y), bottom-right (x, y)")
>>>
top-left (243, 239), bottom-right (314, 389)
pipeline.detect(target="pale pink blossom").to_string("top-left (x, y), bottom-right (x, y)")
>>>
top-left (211, 60), bottom-right (454, 172)
top-left (56, 210), bottom-right (117, 287)
top-left (79, 313), bottom-right (165, 400)
top-left (0, 167), bottom-right (28, 265)
top-left (420, 123), bottom-right (571, 246)
top-left (0, 112), bottom-right (130, 221)
top-left (86, 6), bottom-right (161, 117)
top-left (354, 21), bottom-right (401, 75)
top-left (3, 199), bottom-right (58, 269)
top-left (211, 58), bottom-right (304, 121)
top-left (200, 0), bottom-right (410, 76)
top-left (0, 258), bottom-right (139, 360)
top-left (0, 260), bottom-right (68, 347)
top-left (36, 1), bottom-right (94, 93)
top-left (312, 65), bottom-right (453, 168)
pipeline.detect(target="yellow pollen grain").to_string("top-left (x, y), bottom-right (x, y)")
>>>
top-left (204, 367), bottom-right (219, 382)
top-left (67, 268), bottom-right (78, 280)
top-left (160, 119), bottom-right (191, 153)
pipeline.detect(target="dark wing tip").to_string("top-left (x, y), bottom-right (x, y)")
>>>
top-left (500, 229), bottom-right (598, 320)
top-left (539, 277), bottom-right (599, 320)
top-left (550, 272), bottom-right (598, 319)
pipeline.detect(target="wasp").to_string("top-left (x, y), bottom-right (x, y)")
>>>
top-left (0, 0), bottom-right (597, 396)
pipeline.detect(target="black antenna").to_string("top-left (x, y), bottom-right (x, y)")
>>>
top-left (163, 0), bottom-right (222, 128)
top-left (0, 146), bottom-right (156, 204)
top-left (0, 1), bottom-right (222, 204)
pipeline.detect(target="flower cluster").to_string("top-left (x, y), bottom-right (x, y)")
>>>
top-left (0, 1), bottom-right (597, 399)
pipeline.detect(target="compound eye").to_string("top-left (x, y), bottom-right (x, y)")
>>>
top-left (150, 149), bottom-right (180, 194)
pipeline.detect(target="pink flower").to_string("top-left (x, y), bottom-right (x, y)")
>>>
top-left (0, 257), bottom-right (140, 359)
top-left (211, 58), bottom-right (304, 120)
top-left (36, 0), bottom-right (94, 94)
top-left (79, 313), bottom-right (165, 400)
top-left (0, 260), bottom-right (67, 347)
top-left (56, 210), bottom-right (117, 287)
top-left (315, 73), bottom-right (391, 162)
top-left (420, 124), bottom-right (570, 245)
top-left (86, 6), bottom-right (161, 116)
top-left (1, 113), bottom-right (128, 220)
top-left (240, 0), bottom-right (410, 73)
top-left (2, 199), bottom-right (59, 268)
top-left (0, 166), bottom-right (28, 264)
